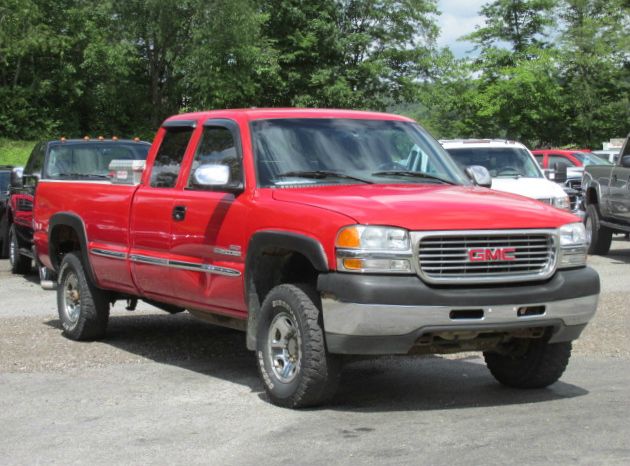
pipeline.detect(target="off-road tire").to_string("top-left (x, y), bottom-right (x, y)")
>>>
top-left (9, 224), bottom-right (31, 274)
top-left (256, 284), bottom-right (341, 408)
top-left (484, 339), bottom-right (572, 389)
top-left (57, 252), bottom-right (109, 340)
top-left (585, 203), bottom-right (612, 255)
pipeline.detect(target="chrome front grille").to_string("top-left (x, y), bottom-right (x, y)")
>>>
top-left (415, 230), bottom-right (557, 284)
top-left (536, 198), bottom-right (553, 205)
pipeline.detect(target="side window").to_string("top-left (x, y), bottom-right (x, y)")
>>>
top-left (188, 126), bottom-right (242, 189)
top-left (548, 155), bottom-right (575, 168)
top-left (150, 127), bottom-right (194, 188)
top-left (24, 142), bottom-right (45, 176)
top-left (534, 154), bottom-right (544, 166)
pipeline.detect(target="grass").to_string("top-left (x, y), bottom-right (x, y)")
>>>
top-left (0, 139), bottom-right (37, 166)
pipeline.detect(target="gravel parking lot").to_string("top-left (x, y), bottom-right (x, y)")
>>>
top-left (1, 239), bottom-right (629, 465)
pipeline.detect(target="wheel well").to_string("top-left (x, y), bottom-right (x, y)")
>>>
top-left (252, 248), bottom-right (319, 303)
top-left (246, 247), bottom-right (320, 350)
top-left (586, 187), bottom-right (598, 205)
top-left (50, 224), bottom-right (81, 269)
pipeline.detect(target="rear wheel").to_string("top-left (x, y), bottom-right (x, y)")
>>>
top-left (484, 339), bottom-right (572, 389)
top-left (585, 203), bottom-right (612, 255)
top-left (57, 252), bottom-right (109, 340)
top-left (256, 284), bottom-right (341, 408)
top-left (0, 215), bottom-right (9, 259)
top-left (9, 224), bottom-right (31, 274)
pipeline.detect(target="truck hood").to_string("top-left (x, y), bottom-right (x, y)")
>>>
top-left (271, 184), bottom-right (578, 230)
top-left (490, 177), bottom-right (567, 200)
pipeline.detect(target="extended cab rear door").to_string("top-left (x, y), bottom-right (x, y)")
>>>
top-left (129, 122), bottom-right (196, 299)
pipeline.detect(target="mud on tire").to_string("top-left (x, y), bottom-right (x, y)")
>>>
top-left (57, 252), bottom-right (110, 340)
top-left (484, 339), bottom-right (572, 389)
top-left (256, 284), bottom-right (341, 408)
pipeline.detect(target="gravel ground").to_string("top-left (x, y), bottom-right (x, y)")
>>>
top-left (0, 237), bottom-right (629, 465)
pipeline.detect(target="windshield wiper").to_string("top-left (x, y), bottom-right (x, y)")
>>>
top-left (371, 170), bottom-right (455, 185)
top-left (277, 170), bottom-right (373, 184)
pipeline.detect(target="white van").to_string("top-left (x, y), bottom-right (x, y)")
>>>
top-left (440, 139), bottom-right (571, 211)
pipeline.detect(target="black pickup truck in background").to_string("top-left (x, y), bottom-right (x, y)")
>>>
top-left (0, 165), bottom-right (16, 258)
top-left (582, 133), bottom-right (630, 254)
top-left (1, 138), bottom-right (150, 281)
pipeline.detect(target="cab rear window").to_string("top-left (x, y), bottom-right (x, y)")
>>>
top-left (45, 142), bottom-right (149, 180)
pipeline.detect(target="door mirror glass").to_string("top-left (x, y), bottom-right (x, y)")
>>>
top-left (621, 156), bottom-right (630, 168)
top-left (192, 164), bottom-right (230, 187)
top-left (465, 165), bottom-right (492, 188)
top-left (543, 168), bottom-right (555, 180)
top-left (22, 173), bottom-right (40, 188)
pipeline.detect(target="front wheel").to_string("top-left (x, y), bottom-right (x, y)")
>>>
top-left (484, 339), bottom-right (572, 389)
top-left (8, 224), bottom-right (31, 274)
top-left (585, 203), bottom-right (612, 255)
top-left (57, 252), bottom-right (110, 340)
top-left (256, 284), bottom-right (341, 408)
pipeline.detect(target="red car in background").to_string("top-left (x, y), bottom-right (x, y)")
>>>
top-left (532, 149), bottom-right (611, 170)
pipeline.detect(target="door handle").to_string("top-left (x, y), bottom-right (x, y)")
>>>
top-left (172, 205), bottom-right (186, 221)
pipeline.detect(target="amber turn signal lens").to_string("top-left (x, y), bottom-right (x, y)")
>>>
top-left (342, 258), bottom-right (363, 270)
top-left (336, 226), bottom-right (361, 248)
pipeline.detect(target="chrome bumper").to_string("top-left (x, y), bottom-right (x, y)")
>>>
top-left (322, 294), bottom-right (598, 354)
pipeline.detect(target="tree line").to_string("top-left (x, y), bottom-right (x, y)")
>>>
top-left (0, 0), bottom-right (628, 148)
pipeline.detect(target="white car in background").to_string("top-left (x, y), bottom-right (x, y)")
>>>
top-left (440, 139), bottom-right (571, 211)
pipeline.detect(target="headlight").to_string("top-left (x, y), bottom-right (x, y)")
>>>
top-left (557, 222), bottom-right (588, 268)
top-left (553, 195), bottom-right (571, 211)
top-left (336, 225), bottom-right (412, 273)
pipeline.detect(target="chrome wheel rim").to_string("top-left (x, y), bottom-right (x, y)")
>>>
top-left (585, 216), bottom-right (593, 244)
top-left (267, 312), bottom-right (301, 383)
top-left (61, 272), bottom-right (81, 324)
top-left (9, 230), bottom-right (16, 266)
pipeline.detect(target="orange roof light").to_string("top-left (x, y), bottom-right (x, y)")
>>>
top-left (112, 136), bottom-right (118, 141)
top-left (133, 137), bottom-right (140, 142)
top-left (60, 137), bottom-right (66, 142)
top-left (84, 136), bottom-right (90, 140)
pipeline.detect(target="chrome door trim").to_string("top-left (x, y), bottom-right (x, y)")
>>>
top-left (90, 248), bottom-right (128, 260)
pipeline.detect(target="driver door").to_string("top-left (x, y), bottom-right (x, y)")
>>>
top-left (168, 120), bottom-right (248, 315)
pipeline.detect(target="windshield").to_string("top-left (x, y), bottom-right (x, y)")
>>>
top-left (445, 147), bottom-right (542, 178)
top-left (572, 152), bottom-right (612, 166)
top-left (250, 119), bottom-right (467, 187)
top-left (45, 142), bottom-right (150, 179)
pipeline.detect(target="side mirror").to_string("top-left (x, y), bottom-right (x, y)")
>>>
top-left (22, 173), bottom-right (40, 188)
top-left (621, 156), bottom-right (630, 168)
top-left (466, 165), bottom-right (492, 188)
top-left (543, 168), bottom-right (555, 180)
top-left (10, 167), bottom-right (24, 188)
top-left (553, 163), bottom-right (567, 183)
top-left (192, 164), bottom-right (231, 187)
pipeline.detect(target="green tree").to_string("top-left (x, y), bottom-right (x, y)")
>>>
top-left (556, 0), bottom-right (630, 146)
top-left (179, 0), bottom-right (280, 110)
top-left (261, 0), bottom-right (440, 109)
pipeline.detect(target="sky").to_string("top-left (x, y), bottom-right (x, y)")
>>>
top-left (435, 0), bottom-right (487, 58)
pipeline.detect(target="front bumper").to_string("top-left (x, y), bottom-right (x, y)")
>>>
top-left (318, 267), bottom-right (600, 355)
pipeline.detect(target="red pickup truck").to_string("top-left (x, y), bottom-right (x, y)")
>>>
top-left (34, 109), bottom-right (599, 408)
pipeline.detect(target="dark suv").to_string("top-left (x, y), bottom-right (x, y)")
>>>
top-left (0, 165), bottom-right (15, 258)
top-left (4, 138), bottom-right (150, 279)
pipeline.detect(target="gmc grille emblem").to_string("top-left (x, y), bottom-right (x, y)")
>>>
top-left (468, 247), bottom-right (516, 262)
